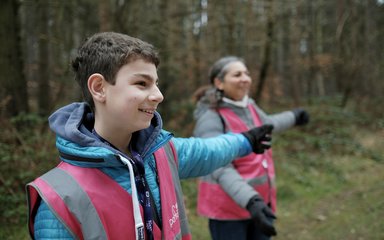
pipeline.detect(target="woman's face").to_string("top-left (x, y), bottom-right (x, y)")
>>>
top-left (214, 61), bottom-right (252, 101)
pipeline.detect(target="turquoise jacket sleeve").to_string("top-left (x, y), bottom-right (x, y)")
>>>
top-left (172, 132), bottom-right (252, 179)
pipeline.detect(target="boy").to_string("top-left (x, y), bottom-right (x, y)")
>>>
top-left (26, 32), bottom-right (274, 240)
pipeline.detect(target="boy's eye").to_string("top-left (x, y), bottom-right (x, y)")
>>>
top-left (136, 81), bottom-right (147, 87)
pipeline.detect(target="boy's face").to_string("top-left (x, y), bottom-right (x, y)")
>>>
top-left (102, 59), bottom-right (164, 134)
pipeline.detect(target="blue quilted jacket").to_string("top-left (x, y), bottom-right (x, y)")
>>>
top-left (32, 102), bottom-right (252, 239)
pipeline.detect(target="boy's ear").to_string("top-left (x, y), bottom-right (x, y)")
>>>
top-left (88, 73), bottom-right (106, 103)
top-left (214, 78), bottom-right (224, 90)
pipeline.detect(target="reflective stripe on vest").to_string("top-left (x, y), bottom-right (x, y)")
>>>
top-left (27, 142), bottom-right (191, 240)
top-left (197, 104), bottom-right (276, 220)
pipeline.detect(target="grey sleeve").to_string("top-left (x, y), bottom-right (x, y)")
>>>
top-left (193, 110), bottom-right (224, 138)
top-left (254, 104), bottom-right (296, 133)
top-left (194, 109), bottom-right (258, 208)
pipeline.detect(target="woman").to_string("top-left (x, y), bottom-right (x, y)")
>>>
top-left (193, 56), bottom-right (309, 240)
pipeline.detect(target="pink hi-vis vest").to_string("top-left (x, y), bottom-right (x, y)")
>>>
top-left (27, 143), bottom-right (191, 240)
top-left (197, 105), bottom-right (276, 220)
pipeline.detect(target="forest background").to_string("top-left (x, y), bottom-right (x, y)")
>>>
top-left (1, 0), bottom-right (383, 239)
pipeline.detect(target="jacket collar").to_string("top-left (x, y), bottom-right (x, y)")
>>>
top-left (48, 102), bottom-right (165, 167)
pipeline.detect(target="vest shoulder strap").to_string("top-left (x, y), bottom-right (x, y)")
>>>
top-left (218, 104), bottom-right (262, 132)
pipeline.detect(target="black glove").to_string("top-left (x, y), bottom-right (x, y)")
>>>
top-left (241, 124), bottom-right (274, 154)
top-left (246, 195), bottom-right (277, 236)
top-left (292, 108), bottom-right (310, 126)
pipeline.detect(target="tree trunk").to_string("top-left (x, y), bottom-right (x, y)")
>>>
top-left (99, 0), bottom-right (111, 31)
top-left (37, 0), bottom-right (50, 116)
top-left (0, 0), bottom-right (28, 117)
top-left (255, 0), bottom-right (274, 102)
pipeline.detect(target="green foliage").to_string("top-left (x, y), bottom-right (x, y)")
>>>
top-left (271, 99), bottom-right (383, 239)
top-left (0, 113), bottom-right (56, 238)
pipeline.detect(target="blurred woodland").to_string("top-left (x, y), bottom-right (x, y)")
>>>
top-left (1, 0), bottom-right (383, 125)
top-left (0, 0), bottom-right (384, 238)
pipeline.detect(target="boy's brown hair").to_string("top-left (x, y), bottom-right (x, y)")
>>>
top-left (71, 32), bottom-right (160, 111)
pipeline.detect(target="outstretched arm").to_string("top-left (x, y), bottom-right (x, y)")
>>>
top-left (172, 125), bottom-right (272, 179)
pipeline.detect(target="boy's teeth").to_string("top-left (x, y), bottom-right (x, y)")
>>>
top-left (141, 109), bottom-right (153, 114)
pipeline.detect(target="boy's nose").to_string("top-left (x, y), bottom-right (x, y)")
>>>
top-left (149, 87), bottom-right (164, 103)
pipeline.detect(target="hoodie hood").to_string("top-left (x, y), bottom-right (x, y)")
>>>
top-left (48, 102), bottom-right (167, 167)
top-left (193, 88), bottom-right (217, 120)
top-left (193, 88), bottom-right (253, 120)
